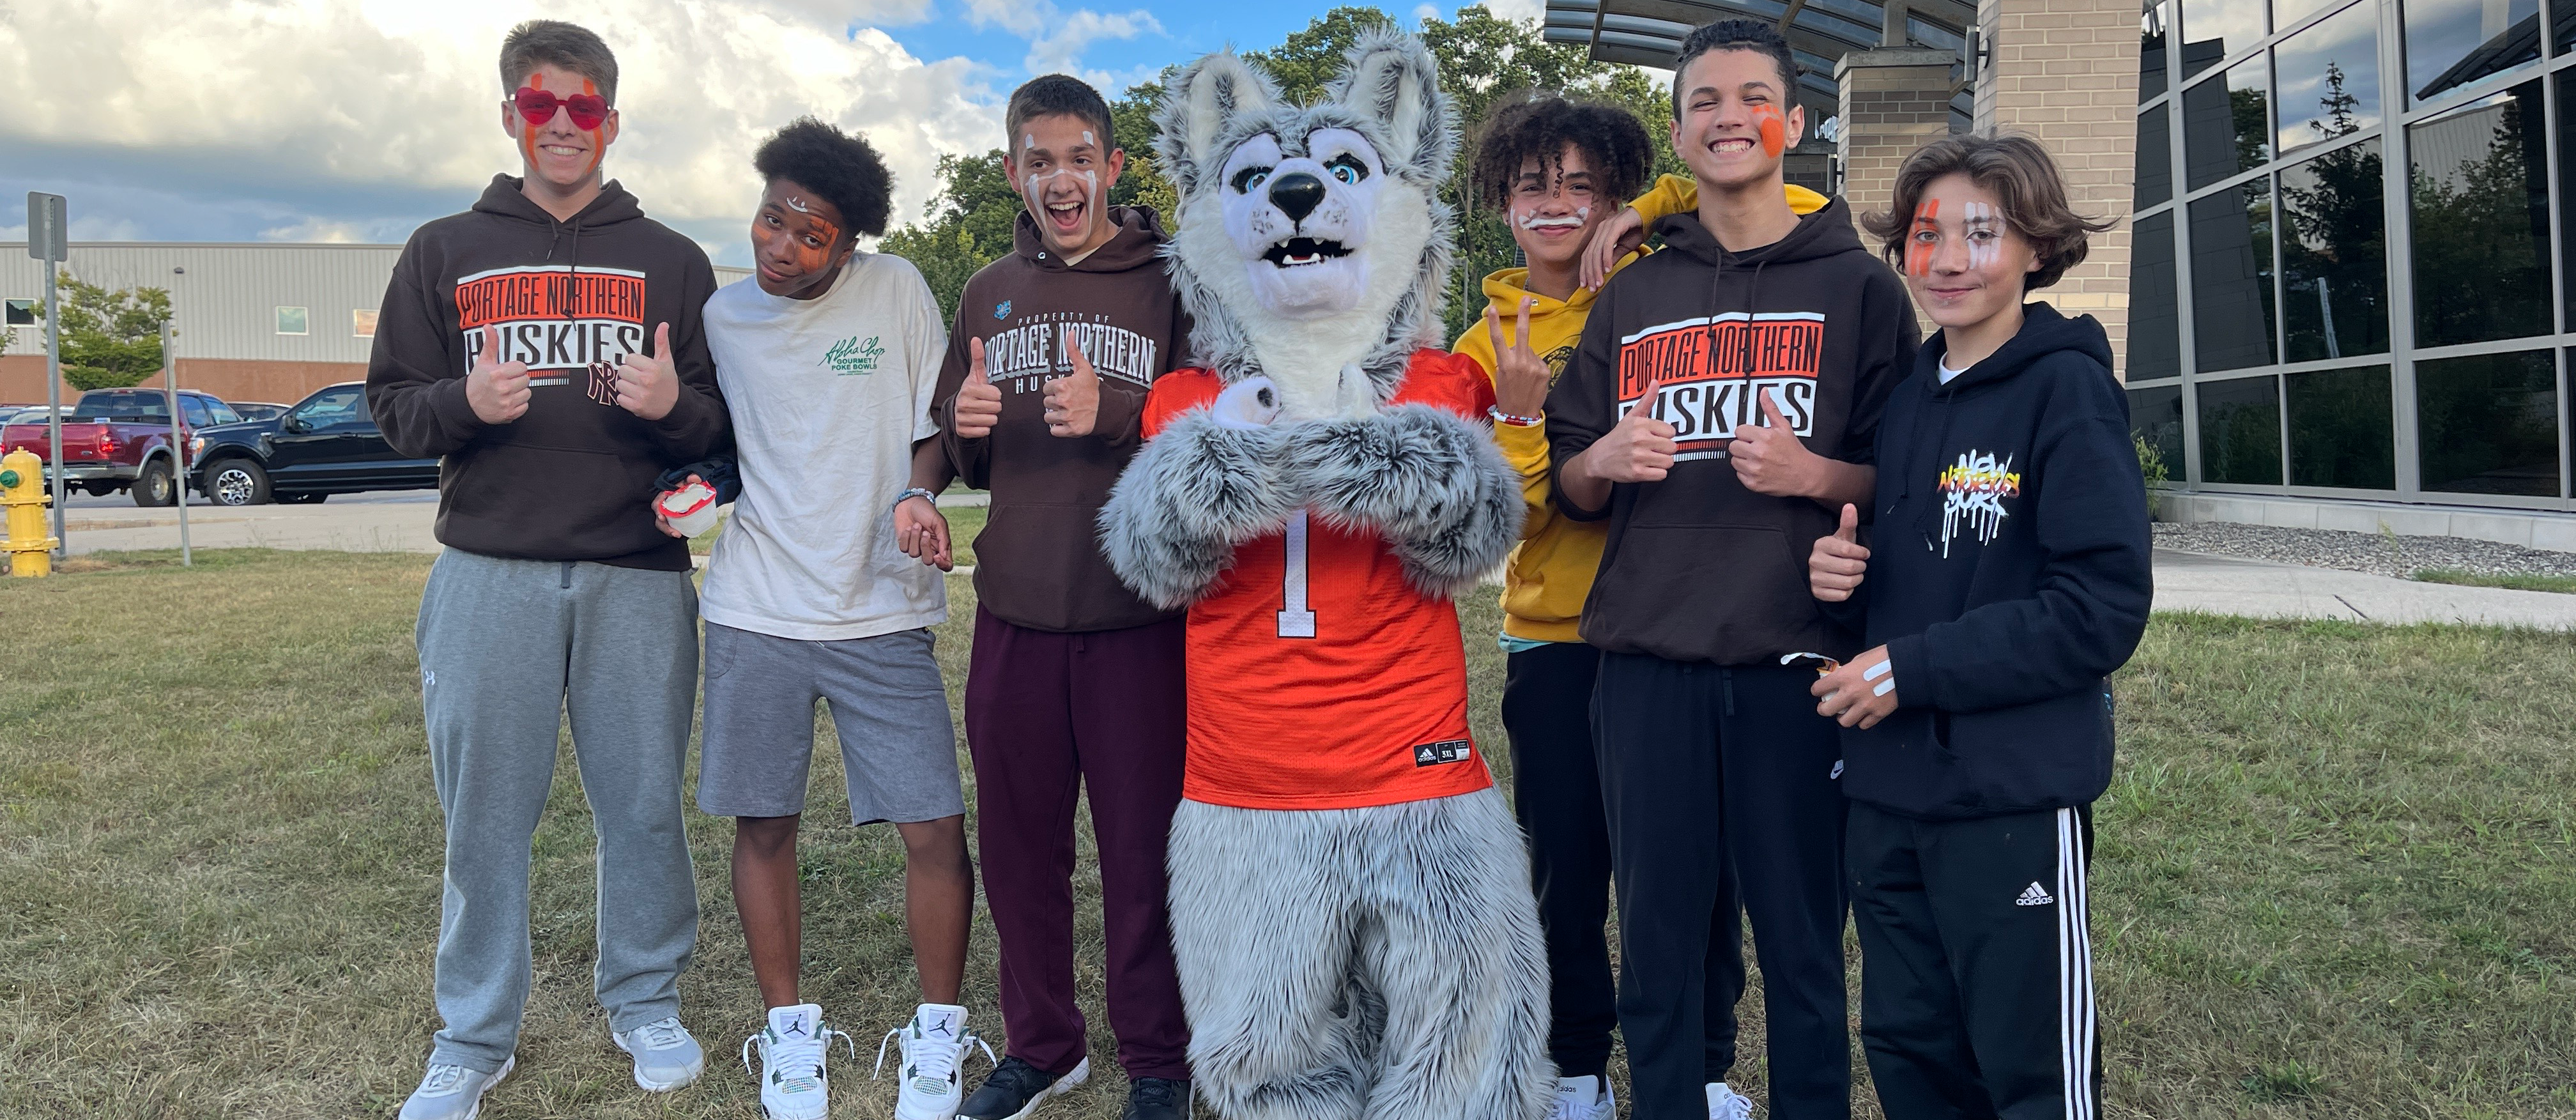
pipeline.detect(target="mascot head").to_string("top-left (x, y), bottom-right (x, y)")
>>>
top-left (1155, 31), bottom-right (1457, 417)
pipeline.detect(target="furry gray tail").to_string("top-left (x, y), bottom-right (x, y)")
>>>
top-left (1098, 411), bottom-right (1296, 609)
top-left (1282, 404), bottom-right (1521, 599)
top-left (1169, 790), bottom-right (1554, 1120)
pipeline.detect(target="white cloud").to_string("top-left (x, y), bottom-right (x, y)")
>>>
top-left (259, 218), bottom-right (371, 243)
top-left (962, 0), bottom-right (1163, 86)
top-left (0, 0), bottom-right (1002, 249)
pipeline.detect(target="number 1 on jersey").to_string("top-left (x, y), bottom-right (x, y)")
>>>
top-left (1277, 510), bottom-right (1317, 638)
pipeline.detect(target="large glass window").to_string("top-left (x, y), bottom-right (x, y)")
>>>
top-left (2179, 0), bottom-right (2265, 79)
top-left (2280, 139), bottom-right (2389, 360)
top-left (2405, 0), bottom-right (2541, 105)
top-left (2143, 0), bottom-right (2170, 102)
top-left (2287, 365), bottom-right (2396, 487)
top-left (2276, 0), bottom-right (2350, 30)
top-left (2409, 81), bottom-right (2550, 348)
top-left (2130, 384), bottom-right (2185, 472)
top-left (2138, 104), bottom-right (2172, 208)
top-left (2191, 179), bottom-right (2278, 372)
top-left (2557, 0), bottom-right (2576, 56)
top-left (2417, 350), bottom-right (2562, 495)
top-left (2131, 211), bottom-right (2182, 381)
top-left (2199, 375), bottom-right (2287, 484)
top-left (2552, 73), bottom-right (2576, 332)
top-left (2184, 55), bottom-right (2274, 188)
top-left (2274, 1), bottom-right (2380, 156)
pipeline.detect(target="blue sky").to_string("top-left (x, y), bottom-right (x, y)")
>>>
top-left (0, 0), bottom-right (1547, 266)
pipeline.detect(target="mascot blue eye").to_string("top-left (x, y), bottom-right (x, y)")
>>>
top-left (1230, 166), bottom-right (1273, 194)
top-left (1324, 154), bottom-right (1370, 185)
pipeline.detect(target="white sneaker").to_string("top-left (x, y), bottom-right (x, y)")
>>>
top-left (1706, 1080), bottom-right (1756, 1120)
top-left (613, 1016), bottom-right (707, 1091)
top-left (744, 1004), bottom-right (854, 1120)
top-left (398, 1057), bottom-right (514, 1120)
top-left (876, 1002), bottom-right (997, 1120)
top-left (1550, 1074), bottom-right (1615, 1120)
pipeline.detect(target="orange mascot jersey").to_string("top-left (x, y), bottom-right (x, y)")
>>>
top-left (1141, 349), bottom-right (1499, 811)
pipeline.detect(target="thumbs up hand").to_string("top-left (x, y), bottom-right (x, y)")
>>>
top-left (1583, 372), bottom-right (1678, 484)
top-left (466, 324), bottom-right (532, 424)
top-left (1809, 502), bottom-right (1869, 602)
top-left (1043, 340), bottom-right (1101, 438)
top-left (1729, 387), bottom-right (1821, 496)
top-left (952, 336), bottom-right (1004, 439)
top-left (614, 322), bottom-right (680, 420)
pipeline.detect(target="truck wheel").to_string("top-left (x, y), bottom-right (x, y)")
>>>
top-left (207, 459), bottom-right (272, 506)
top-left (134, 459), bottom-right (178, 507)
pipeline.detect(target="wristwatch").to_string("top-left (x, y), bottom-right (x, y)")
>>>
top-left (891, 487), bottom-right (936, 514)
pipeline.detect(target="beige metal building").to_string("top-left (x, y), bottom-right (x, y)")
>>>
top-left (2, 242), bottom-right (751, 408)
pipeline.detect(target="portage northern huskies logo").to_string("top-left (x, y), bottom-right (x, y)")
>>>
top-left (1936, 449), bottom-right (2022, 556)
top-left (455, 265), bottom-right (648, 390)
top-left (1617, 311), bottom-right (1825, 460)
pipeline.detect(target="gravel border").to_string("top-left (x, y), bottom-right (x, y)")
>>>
top-left (2152, 521), bottom-right (2576, 580)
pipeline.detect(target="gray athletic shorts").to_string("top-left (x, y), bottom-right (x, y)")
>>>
top-left (696, 622), bottom-right (965, 825)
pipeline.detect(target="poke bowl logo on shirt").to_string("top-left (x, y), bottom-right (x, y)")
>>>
top-left (456, 264), bottom-right (647, 391)
top-left (1936, 449), bottom-right (2021, 556)
top-left (820, 335), bottom-right (884, 375)
top-left (1616, 311), bottom-right (1825, 460)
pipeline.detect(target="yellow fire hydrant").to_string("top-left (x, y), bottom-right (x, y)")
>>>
top-left (2, 447), bottom-right (57, 578)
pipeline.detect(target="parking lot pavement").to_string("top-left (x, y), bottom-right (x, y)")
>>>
top-left (55, 490), bottom-right (442, 555)
top-left (2154, 548), bottom-right (2576, 630)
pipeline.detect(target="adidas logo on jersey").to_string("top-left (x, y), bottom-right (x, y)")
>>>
top-left (2014, 882), bottom-right (2055, 907)
top-left (1412, 739), bottom-right (1471, 767)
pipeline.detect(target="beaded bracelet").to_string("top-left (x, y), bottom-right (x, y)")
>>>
top-left (1489, 407), bottom-right (1544, 427)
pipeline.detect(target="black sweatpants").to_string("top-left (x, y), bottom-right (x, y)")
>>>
top-left (1846, 801), bottom-right (2101, 1120)
top-left (1501, 642), bottom-right (1742, 1082)
top-left (1593, 654), bottom-right (1850, 1120)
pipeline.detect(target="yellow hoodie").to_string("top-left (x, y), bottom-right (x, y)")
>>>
top-left (1453, 176), bottom-right (1830, 643)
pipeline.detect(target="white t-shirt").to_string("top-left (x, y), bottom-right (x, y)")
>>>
top-left (1938, 355), bottom-right (1968, 384)
top-left (699, 254), bottom-right (948, 641)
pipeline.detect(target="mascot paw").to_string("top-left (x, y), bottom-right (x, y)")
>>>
top-left (1282, 404), bottom-right (1520, 597)
top-left (1209, 376), bottom-right (1284, 430)
top-left (1099, 410), bottom-right (1297, 608)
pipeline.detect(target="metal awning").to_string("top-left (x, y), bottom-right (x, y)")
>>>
top-left (1542, 0), bottom-right (1975, 131)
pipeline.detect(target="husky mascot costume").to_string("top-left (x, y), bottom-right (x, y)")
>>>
top-left (1098, 31), bottom-right (1552, 1120)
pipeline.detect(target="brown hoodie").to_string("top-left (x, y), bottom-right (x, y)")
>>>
top-left (934, 205), bottom-right (1191, 633)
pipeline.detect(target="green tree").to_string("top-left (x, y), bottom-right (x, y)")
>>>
top-left (33, 272), bottom-right (169, 391)
top-left (1245, 7), bottom-right (1400, 104)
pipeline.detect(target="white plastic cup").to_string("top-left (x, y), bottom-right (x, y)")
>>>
top-left (657, 480), bottom-right (721, 536)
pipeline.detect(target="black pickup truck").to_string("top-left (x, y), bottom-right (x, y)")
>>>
top-left (189, 381), bottom-right (440, 505)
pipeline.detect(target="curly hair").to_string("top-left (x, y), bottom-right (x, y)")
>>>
top-left (752, 118), bottom-right (895, 238)
top-left (1671, 19), bottom-right (1797, 118)
top-left (1469, 92), bottom-right (1653, 211)
top-left (1859, 134), bottom-right (2117, 291)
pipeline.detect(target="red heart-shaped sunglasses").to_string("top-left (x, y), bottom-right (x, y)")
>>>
top-left (510, 87), bottom-right (611, 130)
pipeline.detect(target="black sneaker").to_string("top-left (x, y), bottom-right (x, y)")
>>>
top-left (1121, 1077), bottom-right (1192, 1120)
top-left (959, 1055), bottom-right (1090, 1120)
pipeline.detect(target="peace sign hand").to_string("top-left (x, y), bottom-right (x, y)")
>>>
top-left (1485, 298), bottom-right (1550, 418)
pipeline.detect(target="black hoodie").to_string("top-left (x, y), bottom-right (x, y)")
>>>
top-left (366, 176), bottom-right (730, 570)
top-left (1824, 303), bottom-right (2152, 820)
top-left (1547, 197), bottom-right (1917, 664)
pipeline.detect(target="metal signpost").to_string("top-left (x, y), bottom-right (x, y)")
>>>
top-left (161, 321), bottom-right (191, 565)
top-left (28, 192), bottom-right (67, 558)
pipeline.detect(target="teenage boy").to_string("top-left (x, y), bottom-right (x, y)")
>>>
top-left (367, 20), bottom-right (726, 1120)
top-left (932, 74), bottom-right (1195, 1120)
top-left (1455, 92), bottom-right (1820, 1120)
top-left (1545, 19), bottom-right (1918, 1120)
top-left (1812, 134), bottom-right (2144, 1120)
top-left (687, 118), bottom-right (983, 1120)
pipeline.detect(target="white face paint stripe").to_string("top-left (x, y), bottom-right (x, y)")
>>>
top-left (783, 195), bottom-right (812, 213)
top-left (1082, 130), bottom-right (1094, 146)
top-left (1963, 200), bottom-right (2000, 271)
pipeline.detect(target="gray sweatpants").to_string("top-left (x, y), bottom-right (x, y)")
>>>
top-left (415, 548), bottom-right (702, 1073)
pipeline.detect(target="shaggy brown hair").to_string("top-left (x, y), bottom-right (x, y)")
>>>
top-left (1469, 91), bottom-right (1652, 211)
top-left (1860, 134), bottom-right (2116, 291)
top-left (499, 20), bottom-right (618, 105)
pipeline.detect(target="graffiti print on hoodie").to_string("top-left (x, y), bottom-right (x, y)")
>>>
top-left (1936, 449), bottom-right (2022, 556)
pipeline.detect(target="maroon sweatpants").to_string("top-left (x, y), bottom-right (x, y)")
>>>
top-left (964, 605), bottom-right (1190, 1081)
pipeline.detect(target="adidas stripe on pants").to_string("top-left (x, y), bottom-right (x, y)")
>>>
top-left (1846, 801), bottom-right (2100, 1120)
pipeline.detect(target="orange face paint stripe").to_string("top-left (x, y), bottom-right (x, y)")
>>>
top-left (1903, 199), bottom-right (1940, 278)
top-left (1754, 106), bottom-right (1786, 158)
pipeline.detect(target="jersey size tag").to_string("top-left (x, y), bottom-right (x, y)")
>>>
top-left (1412, 739), bottom-right (1472, 767)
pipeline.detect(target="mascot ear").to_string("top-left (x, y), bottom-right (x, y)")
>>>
top-left (1328, 31), bottom-right (1453, 181)
top-left (1156, 51), bottom-right (1277, 199)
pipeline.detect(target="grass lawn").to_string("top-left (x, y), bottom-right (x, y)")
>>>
top-left (2414, 568), bottom-right (2576, 595)
top-left (3, 551), bottom-right (2571, 1119)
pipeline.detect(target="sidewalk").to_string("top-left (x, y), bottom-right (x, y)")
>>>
top-left (2152, 549), bottom-right (2576, 630)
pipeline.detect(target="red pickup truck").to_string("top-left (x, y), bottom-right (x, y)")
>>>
top-left (0, 388), bottom-right (242, 506)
